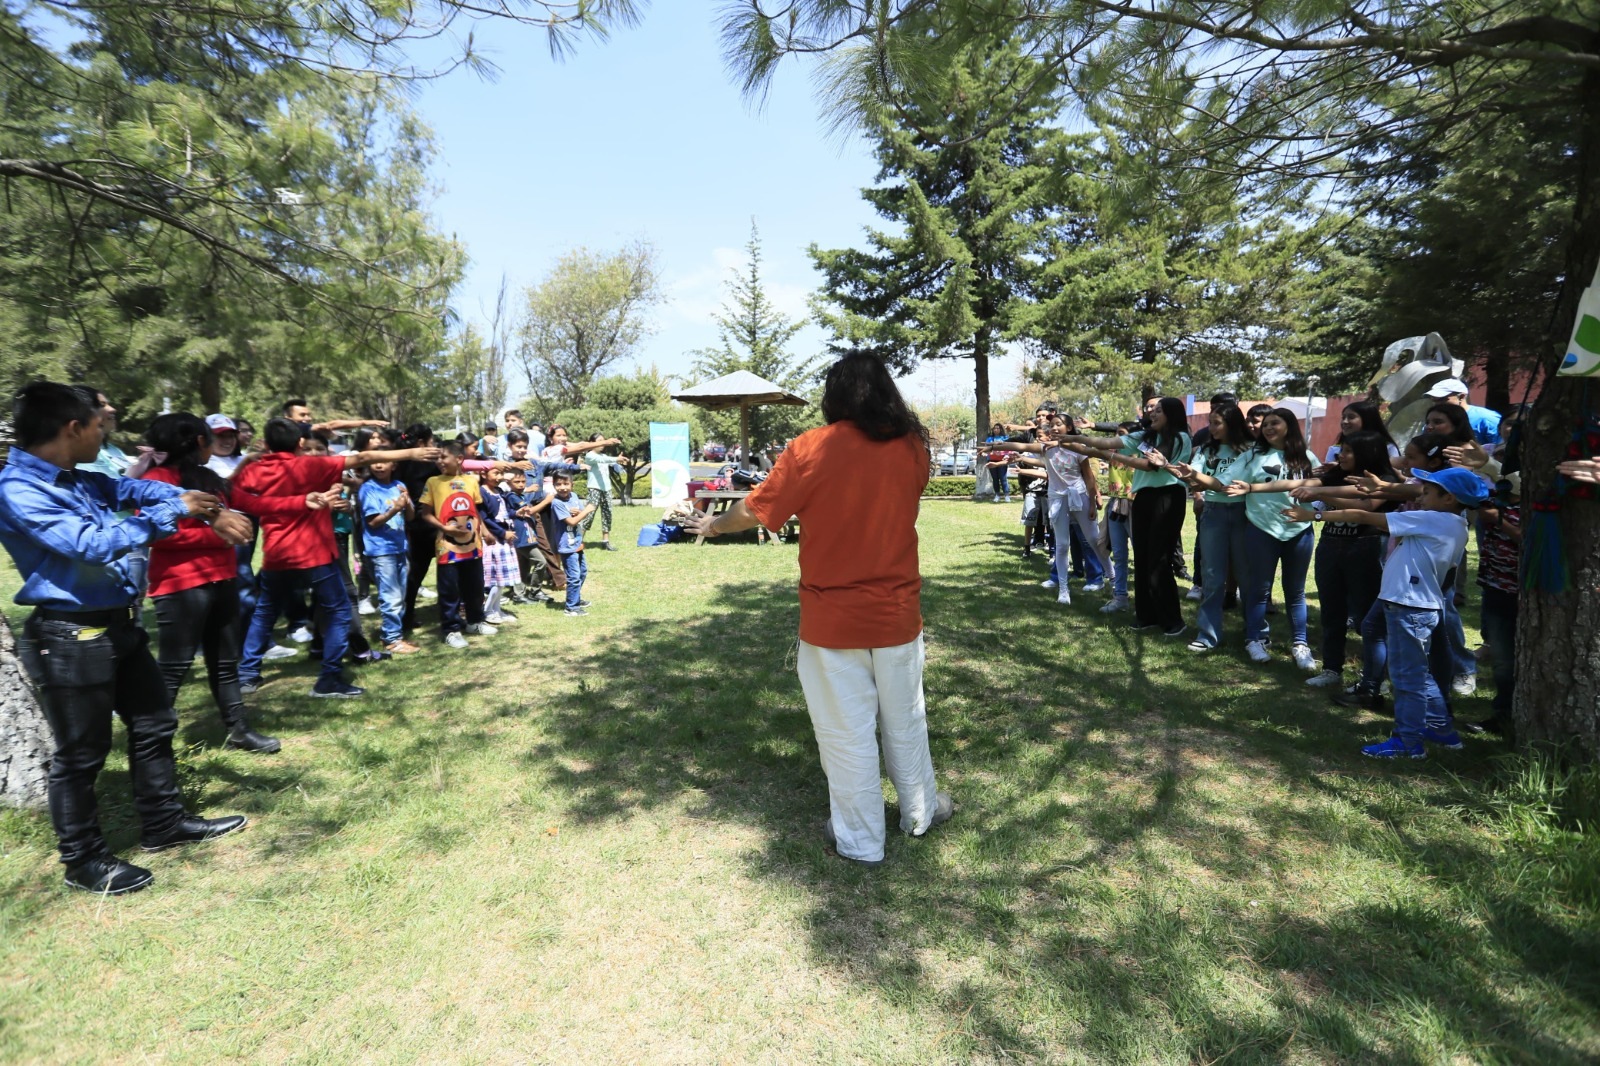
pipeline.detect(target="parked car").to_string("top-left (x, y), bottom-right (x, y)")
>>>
top-left (701, 442), bottom-right (726, 462)
top-left (938, 448), bottom-right (977, 476)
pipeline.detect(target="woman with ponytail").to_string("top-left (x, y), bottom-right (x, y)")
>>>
top-left (142, 413), bottom-right (280, 754)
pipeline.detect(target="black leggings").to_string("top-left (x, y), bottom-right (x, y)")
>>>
top-left (1131, 484), bottom-right (1187, 629)
top-left (153, 578), bottom-right (246, 731)
top-left (1314, 533), bottom-right (1385, 670)
top-left (402, 521), bottom-right (435, 631)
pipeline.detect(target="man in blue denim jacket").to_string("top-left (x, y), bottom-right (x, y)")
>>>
top-left (0, 383), bottom-right (253, 895)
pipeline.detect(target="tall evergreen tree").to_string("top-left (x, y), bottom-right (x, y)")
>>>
top-left (691, 220), bottom-right (818, 449)
top-left (808, 19), bottom-right (1060, 438)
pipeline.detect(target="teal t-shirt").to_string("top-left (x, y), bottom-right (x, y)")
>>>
top-left (1236, 447), bottom-right (1312, 541)
top-left (1120, 430), bottom-right (1193, 493)
top-left (1191, 443), bottom-right (1246, 504)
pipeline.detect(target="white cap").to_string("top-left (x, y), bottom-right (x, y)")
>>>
top-left (1425, 377), bottom-right (1469, 398)
top-left (205, 413), bottom-right (238, 432)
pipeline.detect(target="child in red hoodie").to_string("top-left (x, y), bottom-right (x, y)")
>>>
top-left (232, 417), bottom-right (437, 698)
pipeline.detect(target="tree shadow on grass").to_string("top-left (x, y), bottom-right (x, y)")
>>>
top-left (517, 552), bottom-right (1598, 1063)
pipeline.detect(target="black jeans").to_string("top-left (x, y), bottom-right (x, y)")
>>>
top-left (435, 558), bottom-right (485, 635)
top-left (153, 579), bottom-right (246, 732)
top-left (1131, 484), bottom-right (1187, 629)
top-left (402, 521), bottom-right (435, 632)
top-left (16, 611), bottom-right (186, 866)
top-left (1314, 533), bottom-right (1385, 671)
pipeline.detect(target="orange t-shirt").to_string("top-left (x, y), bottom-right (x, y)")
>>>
top-left (744, 422), bottom-right (930, 649)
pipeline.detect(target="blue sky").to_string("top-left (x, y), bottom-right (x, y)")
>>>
top-left (409, 3), bottom-right (1024, 408)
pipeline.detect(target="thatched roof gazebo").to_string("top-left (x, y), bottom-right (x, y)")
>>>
top-left (671, 370), bottom-right (808, 464)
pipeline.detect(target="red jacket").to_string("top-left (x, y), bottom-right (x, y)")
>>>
top-left (142, 466), bottom-right (236, 597)
top-left (231, 453), bottom-right (345, 571)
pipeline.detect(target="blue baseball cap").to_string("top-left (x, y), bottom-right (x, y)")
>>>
top-left (1410, 467), bottom-right (1489, 507)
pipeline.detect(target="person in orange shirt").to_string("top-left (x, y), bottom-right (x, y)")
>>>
top-left (685, 353), bottom-right (954, 867)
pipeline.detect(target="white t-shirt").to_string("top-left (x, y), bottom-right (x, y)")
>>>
top-left (206, 453), bottom-right (244, 479)
top-left (1325, 442), bottom-right (1402, 464)
top-left (1380, 510), bottom-right (1469, 610)
top-left (1043, 446), bottom-right (1090, 507)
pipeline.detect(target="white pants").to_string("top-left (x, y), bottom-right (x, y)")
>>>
top-left (1049, 495), bottom-right (1112, 602)
top-left (796, 635), bottom-right (940, 862)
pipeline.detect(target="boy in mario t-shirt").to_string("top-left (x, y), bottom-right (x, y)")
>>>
top-left (417, 441), bottom-right (500, 649)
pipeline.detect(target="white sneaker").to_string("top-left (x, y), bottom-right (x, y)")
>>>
top-left (418, 586), bottom-right (437, 599)
top-left (1056, 592), bottom-right (1072, 606)
top-left (1306, 669), bottom-right (1342, 688)
top-left (263, 643), bottom-right (298, 661)
top-left (1082, 581), bottom-right (1106, 593)
top-left (1040, 579), bottom-right (1058, 589)
top-left (1246, 640), bottom-right (1271, 664)
top-left (288, 625), bottom-right (314, 643)
top-left (357, 598), bottom-right (376, 616)
top-left (444, 631), bottom-right (469, 650)
top-left (1099, 598), bottom-right (1129, 614)
top-left (484, 612), bottom-right (517, 625)
top-left (1291, 643), bottom-right (1317, 672)
top-left (465, 622), bottom-right (498, 636)
top-left (1451, 674), bottom-right (1478, 696)
top-left (1186, 586), bottom-right (1204, 601)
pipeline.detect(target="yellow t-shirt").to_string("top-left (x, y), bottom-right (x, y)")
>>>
top-left (421, 472), bottom-right (483, 564)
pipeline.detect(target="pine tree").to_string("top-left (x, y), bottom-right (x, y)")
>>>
top-left (691, 220), bottom-right (818, 450)
top-left (808, 20), bottom-right (1060, 442)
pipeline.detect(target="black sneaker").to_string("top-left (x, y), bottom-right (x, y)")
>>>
top-left (65, 856), bottom-right (154, 895)
top-left (1332, 684), bottom-right (1384, 710)
top-left (576, 599), bottom-right (593, 608)
top-left (311, 677), bottom-right (365, 699)
top-left (564, 607), bottom-right (588, 616)
top-left (1162, 624), bottom-right (1187, 638)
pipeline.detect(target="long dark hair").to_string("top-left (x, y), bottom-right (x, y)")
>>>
top-left (1201, 403), bottom-right (1249, 457)
top-left (1336, 399), bottom-right (1398, 450)
top-left (1426, 403), bottom-right (1475, 444)
top-left (820, 352), bottom-right (928, 445)
top-left (146, 412), bottom-right (227, 495)
top-left (1408, 432), bottom-right (1451, 471)
top-left (1257, 407), bottom-right (1313, 475)
top-left (1147, 397), bottom-right (1188, 460)
top-left (1323, 430), bottom-right (1396, 486)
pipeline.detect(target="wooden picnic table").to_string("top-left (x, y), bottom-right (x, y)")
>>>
top-left (691, 489), bottom-right (798, 545)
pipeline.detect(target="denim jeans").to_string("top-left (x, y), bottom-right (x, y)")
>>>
top-left (1195, 502), bottom-right (1248, 648)
top-left (1065, 519), bottom-right (1106, 583)
top-left (1107, 511), bottom-right (1130, 599)
top-left (1314, 534), bottom-right (1385, 670)
top-left (562, 551), bottom-right (588, 609)
top-left (1385, 602), bottom-right (1447, 743)
top-left (1480, 588), bottom-right (1518, 712)
top-left (234, 541), bottom-right (259, 625)
top-left (1441, 593), bottom-right (1476, 679)
top-left (1358, 598), bottom-right (1387, 687)
top-left (240, 563), bottom-right (351, 682)
top-left (368, 552), bottom-right (409, 646)
top-left (1243, 523), bottom-right (1313, 646)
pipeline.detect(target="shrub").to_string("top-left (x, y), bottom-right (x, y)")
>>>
top-left (923, 477), bottom-right (979, 498)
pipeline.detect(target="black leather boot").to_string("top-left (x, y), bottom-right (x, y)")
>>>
top-left (226, 724), bottom-right (282, 754)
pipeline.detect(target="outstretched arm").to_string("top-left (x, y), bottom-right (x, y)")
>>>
top-left (683, 500), bottom-right (761, 538)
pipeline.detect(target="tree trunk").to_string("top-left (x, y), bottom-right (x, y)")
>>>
top-left (1483, 348), bottom-right (1512, 413)
top-left (1514, 67), bottom-right (1600, 761)
top-left (0, 613), bottom-right (51, 809)
top-left (973, 329), bottom-right (992, 500)
top-left (198, 361), bottom-right (223, 415)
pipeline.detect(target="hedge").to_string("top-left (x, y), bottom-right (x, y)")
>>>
top-left (922, 477), bottom-right (980, 498)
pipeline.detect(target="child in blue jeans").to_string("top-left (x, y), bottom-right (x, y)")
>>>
top-left (549, 473), bottom-right (595, 616)
top-left (1285, 466), bottom-right (1484, 759)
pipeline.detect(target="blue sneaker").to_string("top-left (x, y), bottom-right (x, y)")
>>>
top-left (1421, 727), bottom-right (1464, 750)
top-left (311, 677), bottom-right (365, 699)
top-left (1362, 736), bottom-right (1426, 760)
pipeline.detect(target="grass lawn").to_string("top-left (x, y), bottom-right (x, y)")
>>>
top-left (1, 501), bottom-right (1597, 1063)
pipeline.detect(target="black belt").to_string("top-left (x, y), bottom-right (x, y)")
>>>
top-left (34, 605), bottom-right (138, 626)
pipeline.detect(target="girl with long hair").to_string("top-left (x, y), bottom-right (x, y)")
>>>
top-left (1324, 400), bottom-right (1400, 464)
top-left (1168, 403), bottom-right (1251, 651)
top-left (683, 353), bottom-right (950, 867)
top-left (141, 413), bottom-right (280, 754)
top-left (1064, 397), bottom-right (1194, 635)
top-left (1004, 414), bottom-right (1112, 606)
top-left (1219, 408), bottom-right (1317, 669)
top-left (1424, 403), bottom-right (1475, 445)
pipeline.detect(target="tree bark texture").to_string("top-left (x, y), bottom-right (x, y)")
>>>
top-left (1513, 68), bottom-right (1600, 761)
top-left (973, 334), bottom-right (992, 501)
top-left (0, 612), bottom-right (51, 809)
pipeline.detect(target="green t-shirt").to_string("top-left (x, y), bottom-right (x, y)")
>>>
top-left (1236, 447), bottom-right (1312, 541)
top-left (1191, 442), bottom-right (1247, 504)
top-left (1119, 430), bottom-right (1193, 493)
